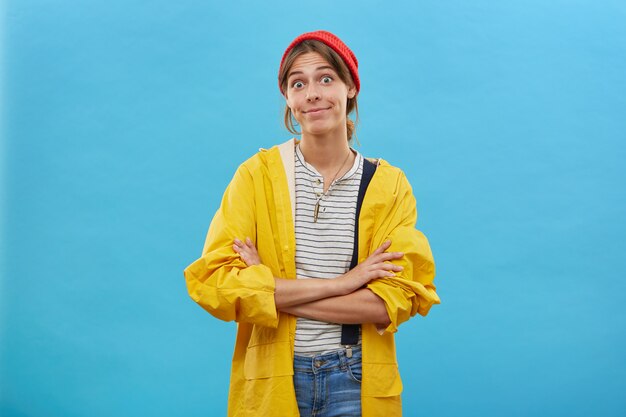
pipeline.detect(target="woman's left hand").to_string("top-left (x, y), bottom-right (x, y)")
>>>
top-left (233, 237), bottom-right (262, 266)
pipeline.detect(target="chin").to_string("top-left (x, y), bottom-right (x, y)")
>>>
top-left (303, 125), bottom-right (333, 136)
top-left (303, 120), bottom-right (343, 136)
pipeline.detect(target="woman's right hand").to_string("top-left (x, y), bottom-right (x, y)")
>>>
top-left (333, 240), bottom-right (404, 296)
top-left (233, 237), bottom-right (262, 266)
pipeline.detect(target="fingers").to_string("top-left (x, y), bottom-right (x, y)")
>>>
top-left (373, 240), bottom-right (392, 255)
top-left (371, 241), bottom-right (403, 260)
top-left (233, 238), bottom-right (248, 255)
top-left (233, 237), bottom-right (259, 265)
top-left (381, 263), bottom-right (404, 272)
top-left (234, 237), bottom-right (255, 248)
top-left (370, 251), bottom-right (404, 265)
top-left (370, 268), bottom-right (397, 279)
top-left (370, 262), bottom-right (403, 279)
top-left (385, 251), bottom-right (404, 260)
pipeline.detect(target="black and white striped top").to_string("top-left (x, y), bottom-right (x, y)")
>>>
top-left (293, 144), bottom-right (363, 356)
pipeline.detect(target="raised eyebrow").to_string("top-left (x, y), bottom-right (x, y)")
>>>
top-left (287, 66), bottom-right (337, 80)
top-left (287, 70), bottom-right (303, 79)
top-left (316, 65), bottom-right (335, 73)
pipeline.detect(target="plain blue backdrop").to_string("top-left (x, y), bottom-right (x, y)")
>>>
top-left (2, 1), bottom-right (625, 416)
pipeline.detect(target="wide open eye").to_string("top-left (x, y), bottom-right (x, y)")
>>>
top-left (321, 76), bottom-right (333, 84)
top-left (292, 81), bottom-right (304, 89)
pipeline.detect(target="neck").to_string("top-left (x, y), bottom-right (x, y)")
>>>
top-left (299, 128), bottom-right (353, 173)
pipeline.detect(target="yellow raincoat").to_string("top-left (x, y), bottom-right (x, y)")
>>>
top-left (184, 138), bottom-right (439, 416)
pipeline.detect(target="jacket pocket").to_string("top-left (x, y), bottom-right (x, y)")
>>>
top-left (243, 341), bottom-right (294, 380)
top-left (362, 362), bottom-right (403, 397)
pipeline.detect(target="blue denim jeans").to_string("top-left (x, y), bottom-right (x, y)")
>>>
top-left (293, 345), bottom-right (362, 417)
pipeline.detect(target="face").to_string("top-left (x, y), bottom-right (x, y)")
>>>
top-left (284, 52), bottom-right (356, 137)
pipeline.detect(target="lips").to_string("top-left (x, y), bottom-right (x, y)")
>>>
top-left (304, 107), bottom-right (330, 114)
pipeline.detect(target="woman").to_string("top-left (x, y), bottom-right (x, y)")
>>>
top-left (184, 30), bottom-right (439, 417)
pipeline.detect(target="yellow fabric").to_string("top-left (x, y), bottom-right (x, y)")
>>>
top-left (184, 139), bottom-right (440, 416)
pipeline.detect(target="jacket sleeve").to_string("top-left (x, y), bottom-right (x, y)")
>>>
top-left (366, 172), bottom-right (440, 333)
top-left (183, 164), bottom-right (279, 328)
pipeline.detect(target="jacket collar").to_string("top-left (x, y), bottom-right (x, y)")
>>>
top-left (277, 138), bottom-right (298, 222)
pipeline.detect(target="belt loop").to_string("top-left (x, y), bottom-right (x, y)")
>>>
top-left (338, 348), bottom-right (347, 371)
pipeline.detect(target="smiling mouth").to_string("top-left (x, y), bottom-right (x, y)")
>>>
top-left (304, 107), bottom-right (330, 114)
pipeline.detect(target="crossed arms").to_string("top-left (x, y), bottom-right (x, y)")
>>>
top-left (183, 164), bottom-right (438, 331)
top-left (233, 237), bottom-right (398, 327)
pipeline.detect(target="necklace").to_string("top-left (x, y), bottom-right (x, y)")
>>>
top-left (312, 149), bottom-right (352, 223)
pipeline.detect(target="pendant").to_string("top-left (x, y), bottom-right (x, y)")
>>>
top-left (314, 200), bottom-right (320, 222)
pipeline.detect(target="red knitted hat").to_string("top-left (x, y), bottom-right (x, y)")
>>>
top-left (278, 30), bottom-right (360, 95)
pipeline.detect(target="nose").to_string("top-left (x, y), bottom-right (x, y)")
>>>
top-left (305, 84), bottom-right (321, 102)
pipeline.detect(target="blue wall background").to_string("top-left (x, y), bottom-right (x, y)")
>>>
top-left (2, 1), bottom-right (625, 416)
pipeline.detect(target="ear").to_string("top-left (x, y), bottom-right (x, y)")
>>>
top-left (347, 85), bottom-right (357, 99)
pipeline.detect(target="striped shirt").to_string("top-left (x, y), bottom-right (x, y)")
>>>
top-left (293, 144), bottom-right (363, 356)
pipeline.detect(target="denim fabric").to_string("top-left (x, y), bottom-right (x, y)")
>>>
top-left (293, 345), bottom-right (362, 417)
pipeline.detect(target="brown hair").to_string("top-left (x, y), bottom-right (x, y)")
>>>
top-left (278, 40), bottom-right (359, 142)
